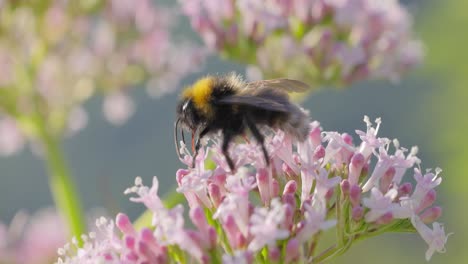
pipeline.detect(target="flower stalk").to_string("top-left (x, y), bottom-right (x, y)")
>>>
top-left (36, 115), bottom-right (86, 243)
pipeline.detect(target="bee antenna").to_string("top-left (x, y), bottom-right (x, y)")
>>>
top-left (174, 118), bottom-right (183, 161)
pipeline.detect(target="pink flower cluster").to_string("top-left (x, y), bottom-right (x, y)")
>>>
top-left (181, 0), bottom-right (422, 86)
top-left (1, 209), bottom-right (68, 264)
top-left (0, 0), bottom-right (206, 155)
top-left (57, 117), bottom-right (449, 263)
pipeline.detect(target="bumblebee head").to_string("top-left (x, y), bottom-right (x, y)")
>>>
top-left (177, 76), bottom-right (215, 127)
top-left (175, 98), bottom-right (198, 159)
top-left (174, 77), bottom-right (216, 158)
top-left (176, 98), bottom-right (200, 131)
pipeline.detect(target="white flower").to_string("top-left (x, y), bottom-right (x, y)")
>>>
top-left (214, 193), bottom-right (250, 237)
top-left (125, 176), bottom-right (164, 213)
top-left (356, 116), bottom-right (390, 160)
top-left (296, 200), bottom-right (336, 243)
top-left (248, 198), bottom-right (289, 251)
top-left (363, 187), bottom-right (399, 222)
top-left (412, 168), bottom-right (442, 202)
top-left (322, 131), bottom-right (355, 166)
top-left (411, 216), bottom-right (452, 261)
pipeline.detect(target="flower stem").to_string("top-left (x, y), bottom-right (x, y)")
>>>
top-left (313, 238), bottom-right (354, 264)
top-left (336, 188), bottom-right (345, 247)
top-left (38, 119), bottom-right (86, 242)
top-left (308, 231), bottom-right (322, 257)
top-left (312, 245), bottom-right (337, 263)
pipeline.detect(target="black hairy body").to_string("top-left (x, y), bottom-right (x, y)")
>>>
top-left (175, 74), bottom-right (310, 171)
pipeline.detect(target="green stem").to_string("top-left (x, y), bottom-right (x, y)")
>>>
top-left (313, 237), bottom-right (355, 264)
top-left (314, 220), bottom-right (406, 263)
top-left (308, 231), bottom-right (322, 258)
top-left (336, 189), bottom-right (345, 247)
top-left (312, 245), bottom-right (337, 263)
top-left (38, 121), bottom-right (86, 242)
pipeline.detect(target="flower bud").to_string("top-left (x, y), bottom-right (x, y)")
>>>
top-left (116, 213), bottom-right (136, 235)
top-left (313, 145), bottom-right (326, 161)
top-left (208, 183), bottom-right (222, 208)
top-left (283, 180), bottom-right (297, 195)
top-left (282, 193), bottom-right (296, 209)
top-left (398, 182), bottom-right (413, 197)
top-left (380, 167), bottom-right (396, 193)
top-left (420, 206), bottom-right (442, 224)
top-left (349, 185), bottom-right (362, 207)
top-left (190, 206), bottom-right (208, 233)
top-left (349, 153), bottom-right (365, 185)
top-left (416, 189), bottom-right (437, 213)
top-left (285, 238), bottom-right (300, 262)
top-left (256, 168), bottom-right (271, 205)
top-left (352, 206), bottom-right (364, 221)
top-left (269, 246), bottom-right (281, 262)
top-left (341, 179), bottom-right (350, 195)
top-left (376, 212), bottom-right (393, 225)
top-left (272, 179), bottom-right (280, 198)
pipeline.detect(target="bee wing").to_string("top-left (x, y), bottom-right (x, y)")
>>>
top-left (243, 79), bottom-right (309, 94)
top-left (216, 95), bottom-right (289, 112)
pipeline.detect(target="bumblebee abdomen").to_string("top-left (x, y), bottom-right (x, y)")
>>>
top-left (249, 88), bottom-right (309, 140)
top-left (247, 107), bottom-right (289, 126)
top-left (242, 100), bottom-right (309, 141)
top-left (242, 89), bottom-right (290, 125)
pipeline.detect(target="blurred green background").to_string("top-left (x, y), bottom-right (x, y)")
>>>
top-left (0, 0), bottom-right (465, 263)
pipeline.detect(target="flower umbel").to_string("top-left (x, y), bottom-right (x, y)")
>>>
top-left (0, 0), bottom-right (207, 242)
top-left (58, 116), bottom-right (449, 263)
top-left (1, 209), bottom-right (68, 264)
top-left (0, 0), bottom-right (206, 153)
top-left (180, 0), bottom-right (423, 88)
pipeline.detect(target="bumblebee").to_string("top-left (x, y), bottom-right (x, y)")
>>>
top-left (175, 73), bottom-right (310, 171)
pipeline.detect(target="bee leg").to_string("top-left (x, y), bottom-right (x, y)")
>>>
top-left (192, 126), bottom-right (210, 168)
top-left (222, 131), bottom-right (235, 172)
top-left (244, 116), bottom-right (270, 167)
